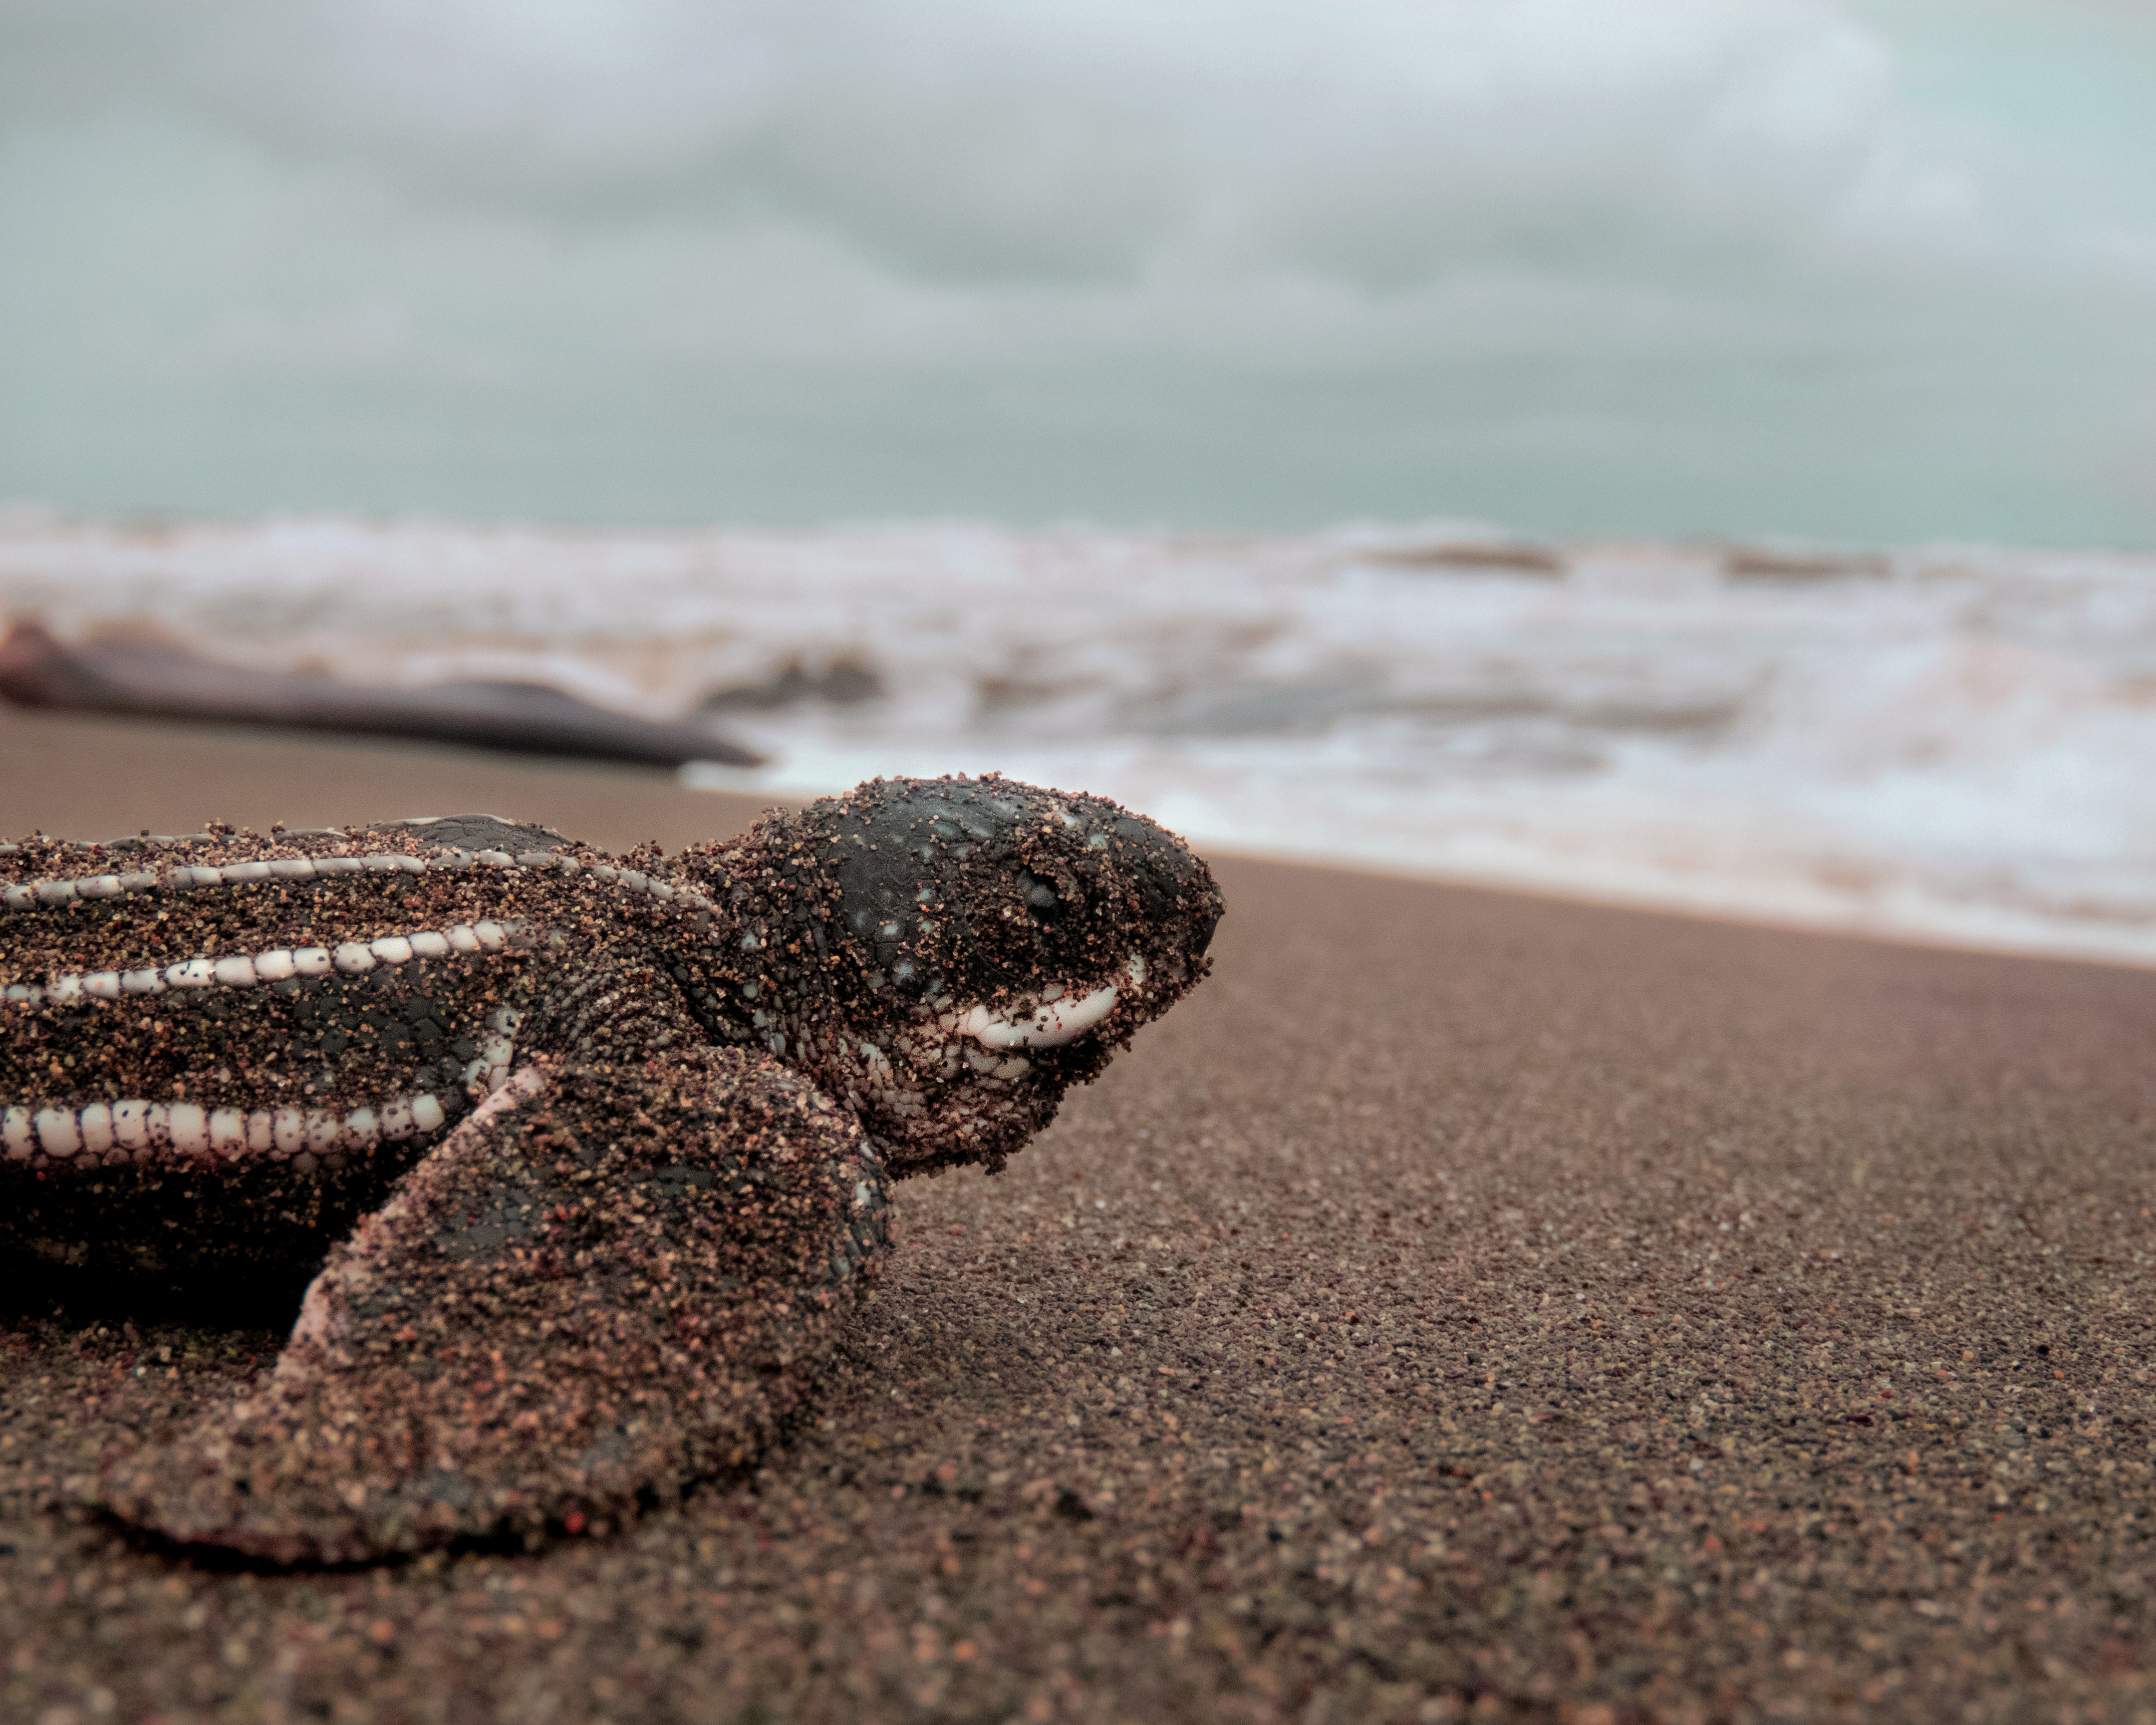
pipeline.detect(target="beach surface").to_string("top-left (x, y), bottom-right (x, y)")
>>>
top-left (3, 707), bottom-right (2154, 1725)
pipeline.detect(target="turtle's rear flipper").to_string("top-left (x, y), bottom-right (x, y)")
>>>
top-left (100, 1048), bottom-right (888, 1565)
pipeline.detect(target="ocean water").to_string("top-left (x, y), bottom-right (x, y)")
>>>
top-left (3, 512), bottom-right (2153, 967)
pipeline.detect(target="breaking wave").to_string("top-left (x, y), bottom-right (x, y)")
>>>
top-left (4, 512), bottom-right (2153, 967)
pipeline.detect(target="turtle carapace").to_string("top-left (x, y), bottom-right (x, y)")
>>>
top-left (0, 776), bottom-right (1222, 1563)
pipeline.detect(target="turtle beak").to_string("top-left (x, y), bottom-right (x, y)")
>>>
top-left (943, 981), bottom-right (1122, 1050)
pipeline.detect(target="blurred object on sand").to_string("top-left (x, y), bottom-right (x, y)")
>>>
top-left (0, 620), bottom-right (760, 769)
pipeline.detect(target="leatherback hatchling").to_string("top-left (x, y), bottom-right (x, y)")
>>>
top-left (0, 775), bottom-right (1222, 1562)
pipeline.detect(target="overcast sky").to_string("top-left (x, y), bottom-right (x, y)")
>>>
top-left (3, 0), bottom-right (2154, 545)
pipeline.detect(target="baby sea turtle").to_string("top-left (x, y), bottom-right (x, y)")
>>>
top-left (0, 776), bottom-right (1222, 1563)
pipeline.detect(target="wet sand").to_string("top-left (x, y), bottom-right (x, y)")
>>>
top-left (4, 708), bottom-right (2155, 1724)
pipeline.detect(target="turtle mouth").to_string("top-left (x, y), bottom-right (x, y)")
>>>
top-left (940, 979), bottom-right (1120, 1051)
top-left (932, 951), bottom-right (1153, 1059)
top-left (853, 954), bottom-right (1151, 1096)
top-left (828, 945), bottom-right (1184, 1173)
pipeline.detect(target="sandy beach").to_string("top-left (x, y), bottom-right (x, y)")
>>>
top-left (4, 706), bottom-right (2154, 1725)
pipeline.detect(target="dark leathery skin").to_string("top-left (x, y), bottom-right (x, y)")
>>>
top-left (102, 1050), bottom-right (883, 1564)
top-left (674, 778), bottom-right (1225, 1176)
top-left (0, 776), bottom-right (1221, 1561)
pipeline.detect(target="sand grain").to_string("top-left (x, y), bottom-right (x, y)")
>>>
top-left (3, 714), bottom-right (2154, 1723)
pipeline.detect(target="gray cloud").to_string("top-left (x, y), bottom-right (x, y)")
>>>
top-left (1, 0), bottom-right (2152, 542)
top-left (4, 0), bottom-right (1973, 280)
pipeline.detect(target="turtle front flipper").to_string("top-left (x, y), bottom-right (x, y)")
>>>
top-left (100, 1047), bottom-right (889, 1565)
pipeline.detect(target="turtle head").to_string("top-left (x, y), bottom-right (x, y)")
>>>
top-left (682, 775), bottom-right (1222, 1175)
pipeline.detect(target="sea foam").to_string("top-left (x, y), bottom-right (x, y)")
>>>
top-left (3, 513), bottom-right (2152, 967)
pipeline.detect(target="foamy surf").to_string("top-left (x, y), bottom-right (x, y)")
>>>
top-left (3, 512), bottom-right (2153, 968)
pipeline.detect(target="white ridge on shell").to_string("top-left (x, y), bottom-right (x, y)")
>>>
top-left (35, 1107), bottom-right (80, 1158)
top-left (0, 1090), bottom-right (456, 1166)
top-left (21, 921), bottom-right (532, 1006)
top-left (3, 848), bottom-right (719, 921)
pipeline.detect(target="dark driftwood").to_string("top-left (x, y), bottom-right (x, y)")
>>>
top-left (0, 622), bottom-right (761, 768)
